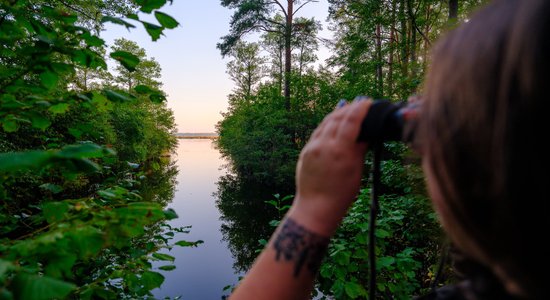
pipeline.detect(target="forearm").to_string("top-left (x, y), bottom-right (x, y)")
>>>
top-left (229, 209), bottom-right (332, 300)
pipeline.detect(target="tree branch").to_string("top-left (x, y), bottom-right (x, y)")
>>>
top-left (406, 0), bottom-right (431, 46)
top-left (269, 0), bottom-right (288, 18)
top-left (53, 0), bottom-right (97, 22)
top-left (294, 0), bottom-right (318, 15)
top-left (260, 16), bottom-right (285, 28)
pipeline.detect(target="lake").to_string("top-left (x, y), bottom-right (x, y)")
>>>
top-left (151, 139), bottom-right (278, 299)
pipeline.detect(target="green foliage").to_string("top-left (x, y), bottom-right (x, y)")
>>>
top-left (155, 11), bottom-right (180, 29)
top-left (264, 193), bottom-right (293, 225)
top-left (111, 51), bottom-right (141, 72)
top-left (316, 148), bottom-right (442, 299)
top-left (12, 274), bottom-right (76, 300)
top-left (217, 70), bottom-right (341, 187)
top-left (216, 85), bottom-right (297, 186)
top-left (0, 0), bottom-right (187, 298)
top-left (110, 38), bottom-right (163, 91)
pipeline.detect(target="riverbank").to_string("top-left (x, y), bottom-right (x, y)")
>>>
top-left (176, 136), bottom-right (218, 139)
top-left (176, 133), bottom-right (218, 139)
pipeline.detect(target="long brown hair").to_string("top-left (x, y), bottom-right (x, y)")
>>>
top-left (420, 0), bottom-right (549, 297)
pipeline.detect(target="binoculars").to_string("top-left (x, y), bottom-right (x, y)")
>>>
top-left (357, 99), bottom-right (420, 144)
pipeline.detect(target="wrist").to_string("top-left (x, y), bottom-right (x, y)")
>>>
top-left (285, 199), bottom-right (344, 238)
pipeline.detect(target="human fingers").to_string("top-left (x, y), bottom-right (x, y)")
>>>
top-left (336, 99), bottom-right (372, 142)
top-left (312, 100), bottom-right (349, 140)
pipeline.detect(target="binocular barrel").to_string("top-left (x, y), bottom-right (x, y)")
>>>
top-left (357, 100), bottom-right (420, 144)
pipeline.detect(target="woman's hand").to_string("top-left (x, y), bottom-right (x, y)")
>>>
top-left (289, 99), bottom-right (372, 236)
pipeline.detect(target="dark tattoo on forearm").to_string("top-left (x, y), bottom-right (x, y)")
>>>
top-left (273, 217), bottom-right (330, 277)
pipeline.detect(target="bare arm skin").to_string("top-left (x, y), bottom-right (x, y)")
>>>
top-left (229, 100), bottom-right (372, 300)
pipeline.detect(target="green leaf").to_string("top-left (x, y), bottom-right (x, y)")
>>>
top-left (45, 253), bottom-right (77, 278)
top-left (91, 92), bottom-right (111, 112)
top-left (49, 103), bottom-right (70, 115)
top-left (68, 227), bottom-right (104, 258)
top-left (43, 202), bottom-right (70, 223)
top-left (163, 208), bottom-right (178, 220)
top-left (40, 71), bottom-right (59, 90)
top-left (375, 228), bottom-right (391, 238)
top-left (152, 253), bottom-right (175, 262)
top-left (98, 190), bottom-right (116, 199)
top-left (136, 0), bottom-right (168, 13)
top-left (0, 150), bottom-right (52, 173)
top-left (51, 63), bottom-right (73, 74)
top-left (265, 200), bottom-right (278, 207)
top-left (1, 94), bottom-right (27, 109)
top-left (141, 21), bottom-right (164, 41)
top-left (158, 265), bottom-right (176, 271)
top-left (352, 248), bottom-right (369, 259)
top-left (344, 282), bottom-right (367, 299)
top-left (31, 113), bottom-right (51, 130)
top-left (12, 274), bottom-right (76, 300)
top-left (333, 250), bottom-right (351, 266)
top-left (101, 16), bottom-right (136, 29)
top-left (140, 271), bottom-right (164, 290)
top-left (268, 220), bottom-right (280, 227)
top-left (104, 89), bottom-right (135, 102)
top-left (57, 143), bottom-right (104, 159)
top-left (155, 11), bottom-right (179, 29)
top-left (68, 128), bottom-right (83, 138)
top-left (175, 240), bottom-right (204, 247)
top-left (81, 32), bottom-right (105, 47)
top-left (377, 256), bottom-right (396, 269)
top-left (71, 158), bottom-right (100, 173)
top-left (111, 50), bottom-right (140, 72)
top-left (60, 14), bottom-right (78, 24)
top-left (71, 50), bottom-right (90, 66)
top-left (134, 85), bottom-right (155, 94)
top-left (2, 115), bottom-right (18, 132)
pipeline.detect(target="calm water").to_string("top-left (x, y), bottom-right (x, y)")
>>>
top-left (150, 139), bottom-right (320, 299)
top-left (152, 139), bottom-right (243, 299)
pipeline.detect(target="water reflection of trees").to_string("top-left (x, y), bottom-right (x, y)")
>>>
top-left (215, 173), bottom-right (284, 273)
top-left (139, 157), bottom-right (178, 205)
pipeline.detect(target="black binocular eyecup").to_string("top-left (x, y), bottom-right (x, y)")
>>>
top-left (357, 100), bottom-right (419, 144)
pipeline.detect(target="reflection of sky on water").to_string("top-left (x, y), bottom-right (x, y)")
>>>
top-left (152, 139), bottom-right (240, 300)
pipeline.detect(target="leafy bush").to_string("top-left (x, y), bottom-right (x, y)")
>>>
top-left (317, 147), bottom-right (443, 299)
top-left (0, 0), bottom-right (193, 298)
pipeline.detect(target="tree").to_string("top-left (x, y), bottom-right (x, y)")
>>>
top-left (226, 41), bottom-right (266, 100)
top-left (218, 0), bottom-right (320, 111)
top-left (110, 38), bottom-right (162, 92)
top-left (260, 15), bottom-right (286, 93)
top-left (291, 17), bottom-right (321, 76)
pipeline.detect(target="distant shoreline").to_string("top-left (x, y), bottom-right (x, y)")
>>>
top-left (175, 133), bottom-right (218, 139)
top-left (176, 136), bottom-right (218, 139)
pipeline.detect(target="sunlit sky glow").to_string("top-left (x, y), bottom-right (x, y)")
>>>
top-left (101, 0), bottom-right (330, 133)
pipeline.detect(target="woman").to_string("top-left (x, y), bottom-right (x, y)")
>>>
top-left (229, 0), bottom-right (548, 298)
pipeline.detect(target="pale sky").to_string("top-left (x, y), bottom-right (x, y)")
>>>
top-left (101, 0), bottom-right (331, 133)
